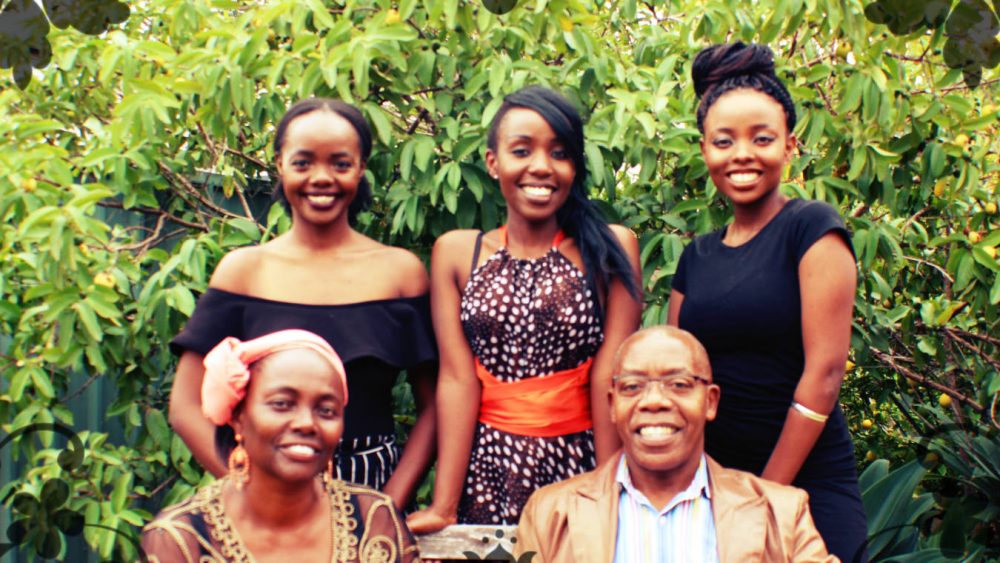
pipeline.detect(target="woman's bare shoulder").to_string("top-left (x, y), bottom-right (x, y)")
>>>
top-left (377, 245), bottom-right (431, 296)
top-left (435, 228), bottom-right (497, 255)
top-left (209, 246), bottom-right (266, 292)
top-left (608, 223), bottom-right (638, 244)
top-left (432, 229), bottom-right (490, 270)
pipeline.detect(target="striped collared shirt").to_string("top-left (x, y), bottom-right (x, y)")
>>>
top-left (613, 454), bottom-right (719, 563)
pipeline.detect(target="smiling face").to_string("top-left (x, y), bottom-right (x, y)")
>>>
top-left (233, 348), bottom-right (344, 486)
top-left (610, 328), bottom-right (719, 489)
top-left (485, 108), bottom-right (576, 224)
top-left (276, 109), bottom-right (366, 227)
top-left (700, 88), bottom-right (795, 209)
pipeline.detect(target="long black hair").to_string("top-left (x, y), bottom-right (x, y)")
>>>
top-left (692, 42), bottom-right (796, 134)
top-left (272, 97), bottom-right (373, 224)
top-left (487, 86), bottom-right (640, 302)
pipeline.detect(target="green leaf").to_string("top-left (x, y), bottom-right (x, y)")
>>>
top-left (971, 247), bottom-right (1000, 272)
top-left (635, 113), bottom-right (656, 140)
top-left (72, 302), bottom-right (104, 342)
top-left (399, 0), bottom-right (418, 19)
top-left (481, 97), bottom-right (504, 128)
top-left (363, 102), bottom-right (393, 146)
top-left (168, 286), bottom-right (196, 317)
top-left (366, 23), bottom-right (418, 42)
top-left (414, 137), bottom-right (434, 172)
top-left (917, 337), bottom-right (937, 356)
top-left (585, 144), bottom-right (605, 186)
top-left (399, 139), bottom-right (415, 179)
top-left (352, 47), bottom-right (370, 98)
top-left (109, 473), bottom-right (130, 512)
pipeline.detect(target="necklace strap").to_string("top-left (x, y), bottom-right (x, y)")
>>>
top-left (499, 225), bottom-right (565, 249)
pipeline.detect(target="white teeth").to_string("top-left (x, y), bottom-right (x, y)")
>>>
top-left (729, 172), bottom-right (760, 183)
top-left (522, 186), bottom-right (554, 197)
top-left (306, 195), bottom-right (335, 205)
top-left (285, 445), bottom-right (317, 455)
top-left (639, 426), bottom-right (677, 438)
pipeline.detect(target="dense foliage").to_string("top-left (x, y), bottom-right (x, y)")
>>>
top-left (0, 0), bottom-right (997, 560)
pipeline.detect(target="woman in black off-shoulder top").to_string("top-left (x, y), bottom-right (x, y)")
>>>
top-left (169, 98), bottom-right (437, 509)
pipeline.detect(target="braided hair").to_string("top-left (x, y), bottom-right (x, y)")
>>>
top-left (692, 42), bottom-right (796, 134)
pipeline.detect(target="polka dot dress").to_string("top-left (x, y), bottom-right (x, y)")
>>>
top-left (457, 236), bottom-right (602, 524)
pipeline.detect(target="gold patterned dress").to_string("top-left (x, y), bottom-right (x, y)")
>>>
top-left (141, 478), bottom-right (419, 562)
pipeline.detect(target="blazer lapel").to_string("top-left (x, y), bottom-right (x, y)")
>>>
top-left (708, 457), bottom-right (768, 563)
top-left (568, 453), bottom-right (622, 562)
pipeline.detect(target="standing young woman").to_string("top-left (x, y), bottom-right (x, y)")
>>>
top-left (668, 43), bottom-right (867, 561)
top-left (169, 98), bottom-right (437, 509)
top-left (408, 86), bottom-right (642, 531)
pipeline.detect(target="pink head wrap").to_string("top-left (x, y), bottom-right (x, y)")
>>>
top-left (201, 329), bottom-right (348, 426)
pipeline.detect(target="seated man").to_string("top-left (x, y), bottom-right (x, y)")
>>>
top-left (515, 326), bottom-right (836, 562)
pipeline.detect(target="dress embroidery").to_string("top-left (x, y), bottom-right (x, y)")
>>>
top-left (142, 477), bottom-right (418, 562)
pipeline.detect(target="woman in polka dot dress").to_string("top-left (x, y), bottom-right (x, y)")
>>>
top-left (408, 86), bottom-right (642, 531)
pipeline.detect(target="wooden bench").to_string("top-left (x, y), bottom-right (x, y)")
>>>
top-left (416, 524), bottom-right (521, 561)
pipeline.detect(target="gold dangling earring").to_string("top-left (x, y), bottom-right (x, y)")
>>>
top-left (322, 459), bottom-right (335, 490)
top-left (228, 433), bottom-right (250, 490)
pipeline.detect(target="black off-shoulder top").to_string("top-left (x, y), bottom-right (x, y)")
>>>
top-left (170, 288), bottom-right (437, 441)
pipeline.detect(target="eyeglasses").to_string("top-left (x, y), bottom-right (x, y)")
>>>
top-left (612, 373), bottom-right (712, 398)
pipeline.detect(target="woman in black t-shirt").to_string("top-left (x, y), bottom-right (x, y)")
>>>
top-left (668, 43), bottom-right (867, 562)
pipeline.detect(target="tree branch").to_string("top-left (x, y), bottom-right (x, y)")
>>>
top-left (223, 146), bottom-right (269, 170)
top-left (903, 256), bottom-right (954, 283)
top-left (157, 162), bottom-right (243, 220)
top-left (942, 328), bottom-right (1000, 372)
top-left (406, 108), bottom-right (430, 135)
top-left (59, 373), bottom-right (102, 404)
top-left (96, 201), bottom-right (207, 230)
top-left (197, 122), bottom-right (220, 166)
top-left (900, 206), bottom-right (929, 235)
top-left (870, 348), bottom-right (984, 411)
top-left (946, 328), bottom-right (1000, 347)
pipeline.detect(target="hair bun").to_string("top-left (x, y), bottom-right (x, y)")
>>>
top-left (692, 42), bottom-right (777, 98)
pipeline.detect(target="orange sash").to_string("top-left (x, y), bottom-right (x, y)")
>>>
top-left (476, 358), bottom-right (594, 437)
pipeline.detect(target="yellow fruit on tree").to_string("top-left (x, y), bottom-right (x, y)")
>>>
top-left (559, 16), bottom-right (574, 32)
top-left (94, 272), bottom-right (116, 288)
top-left (845, 360), bottom-right (856, 371)
top-left (954, 133), bottom-right (970, 147)
top-left (385, 9), bottom-right (401, 24)
top-left (861, 419), bottom-right (873, 429)
top-left (969, 231), bottom-right (982, 244)
top-left (21, 177), bottom-right (37, 192)
top-left (865, 450), bottom-right (876, 461)
top-left (933, 179), bottom-right (947, 197)
top-left (938, 393), bottom-right (952, 408)
top-left (986, 202), bottom-right (998, 214)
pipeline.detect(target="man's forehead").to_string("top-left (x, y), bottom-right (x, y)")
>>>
top-left (618, 333), bottom-right (696, 374)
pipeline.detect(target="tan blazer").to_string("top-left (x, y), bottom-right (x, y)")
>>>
top-left (515, 453), bottom-right (837, 563)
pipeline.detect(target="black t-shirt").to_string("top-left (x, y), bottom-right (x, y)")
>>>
top-left (170, 289), bottom-right (437, 441)
top-left (673, 198), bottom-right (857, 482)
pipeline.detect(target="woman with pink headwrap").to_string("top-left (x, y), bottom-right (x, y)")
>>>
top-left (142, 329), bottom-right (419, 562)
